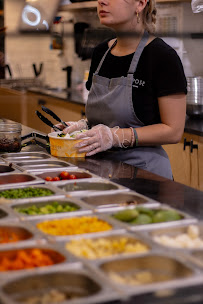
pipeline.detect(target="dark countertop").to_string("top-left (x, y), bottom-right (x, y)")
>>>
top-left (28, 88), bottom-right (203, 137)
top-left (18, 124), bottom-right (203, 304)
top-left (28, 87), bottom-right (86, 106)
top-left (185, 115), bottom-right (203, 137)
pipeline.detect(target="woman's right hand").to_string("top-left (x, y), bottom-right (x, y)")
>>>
top-left (52, 119), bottom-right (88, 134)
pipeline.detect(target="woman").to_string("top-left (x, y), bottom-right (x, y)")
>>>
top-left (61, 0), bottom-right (187, 179)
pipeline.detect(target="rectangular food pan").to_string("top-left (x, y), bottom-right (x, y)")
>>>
top-left (96, 252), bottom-right (202, 297)
top-left (11, 197), bottom-right (92, 221)
top-left (0, 184), bottom-right (65, 204)
top-left (56, 178), bottom-right (129, 197)
top-left (81, 191), bottom-right (160, 211)
top-left (145, 222), bottom-right (203, 251)
top-left (34, 168), bottom-right (99, 184)
top-left (0, 172), bottom-right (44, 190)
top-left (0, 263), bottom-right (120, 304)
top-left (0, 221), bottom-right (46, 250)
top-left (30, 213), bottom-right (124, 242)
top-left (0, 205), bottom-right (18, 223)
top-left (0, 242), bottom-right (78, 281)
top-left (98, 205), bottom-right (197, 232)
top-left (64, 230), bottom-right (152, 264)
top-left (0, 164), bottom-right (20, 175)
top-left (1, 151), bottom-right (53, 162)
top-left (187, 250), bottom-right (203, 269)
top-left (12, 159), bottom-right (76, 173)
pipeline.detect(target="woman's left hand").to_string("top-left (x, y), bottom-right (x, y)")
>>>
top-left (74, 124), bottom-right (114, 156)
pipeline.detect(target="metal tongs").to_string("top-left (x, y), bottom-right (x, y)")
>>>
top-left (36, 106), bottom-right (68, 132)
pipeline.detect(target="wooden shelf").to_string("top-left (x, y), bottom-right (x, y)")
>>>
top-left (60, 1), bottom-right (97, 11)
top-left (59, 0), bottom-right (190, 11)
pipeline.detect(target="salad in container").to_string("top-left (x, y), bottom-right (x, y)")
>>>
top-left (48, 130), bottom-right (88, 158)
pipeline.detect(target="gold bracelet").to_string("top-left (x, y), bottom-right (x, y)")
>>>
top-left (130, 127), bottom-right (135, 147)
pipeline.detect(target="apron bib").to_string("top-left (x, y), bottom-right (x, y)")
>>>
top-left (86, 31), bottom-right (173, 180)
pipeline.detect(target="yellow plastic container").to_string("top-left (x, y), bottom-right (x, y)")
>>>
top-left (48, 132), bottom-right (86, 158)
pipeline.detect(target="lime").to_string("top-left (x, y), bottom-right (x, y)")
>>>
top-left (131, 214), bottom-right (152, 225)
top-left (113, 209), bottom-right (139, 222)
top-left (153, 210), bottom-right (182, 223)
top-left (135, 207), bottom-right (154, 217)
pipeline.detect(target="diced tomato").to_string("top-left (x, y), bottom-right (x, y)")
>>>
top-left (69, 174), bottom-right (77, 180)
top-left (53, 176), bottom-right (60, 181)
top-left (45, 176), bottom-right (53, 181)
top-left (59, 171), bottom-right (70, 180)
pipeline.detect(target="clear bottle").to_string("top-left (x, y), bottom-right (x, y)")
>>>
top-left (0, 121), bottom-right (22, 152)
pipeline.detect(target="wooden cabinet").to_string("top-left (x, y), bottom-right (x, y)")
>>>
top-left (164, 132), bottom-right (203, 191)
top-left (25, 92), bottom-right (86, 134)
top-left (0, 88), bottom-right (85, 134)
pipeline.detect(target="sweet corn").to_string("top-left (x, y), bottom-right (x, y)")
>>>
top-left (36, 216), bottom-right (112, 236)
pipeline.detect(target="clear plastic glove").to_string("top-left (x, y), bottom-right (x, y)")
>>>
top-left (74, 124), bottom-right (114, 156)
top-left (53, 119), bottom-right (88, 134)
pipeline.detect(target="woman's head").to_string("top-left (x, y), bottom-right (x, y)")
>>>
top-left (97, 0), bottom-right (157, 34)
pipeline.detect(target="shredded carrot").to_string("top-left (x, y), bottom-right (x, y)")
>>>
top-left (0, 230), bottom-right (22, 244)
top-left (0, 249), bottom-right (56, 271)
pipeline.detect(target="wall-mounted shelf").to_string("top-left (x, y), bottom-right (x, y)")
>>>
top-left (59, 0), bottom-right (190, 11)
top-left (60, 1), bottom-right (97, 11)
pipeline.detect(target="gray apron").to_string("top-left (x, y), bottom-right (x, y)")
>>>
top-left (86, 31), bottom-right (173, 180)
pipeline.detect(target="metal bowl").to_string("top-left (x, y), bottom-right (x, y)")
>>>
top-left (186, 104), bottom-right (203, 118)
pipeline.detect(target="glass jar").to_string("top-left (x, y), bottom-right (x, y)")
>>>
top-left (0, 121), bottom-right (22, 152)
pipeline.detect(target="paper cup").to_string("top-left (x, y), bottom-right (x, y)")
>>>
top-left (48, 132), bottom-right (86, 158)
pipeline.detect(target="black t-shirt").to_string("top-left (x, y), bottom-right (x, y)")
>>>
top-left (86, 37), bottom-right (187, 125)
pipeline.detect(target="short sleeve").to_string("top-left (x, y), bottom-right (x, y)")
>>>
top-left (155, 48), bottom-right (187, 97)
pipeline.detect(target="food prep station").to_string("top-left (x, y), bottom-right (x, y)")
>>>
top-left (0, 133), bottom-right (203, 304)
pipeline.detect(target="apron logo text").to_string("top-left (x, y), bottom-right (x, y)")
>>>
top-left (133, 78), bottom-right (145, 88)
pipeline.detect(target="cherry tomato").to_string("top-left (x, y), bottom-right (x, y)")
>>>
top-left (45, 176), bottom-right (53, 181)
top-left (69, 174), bottom-right (77, 180)
top-left (53, 176), bottom-right (60, 181)
top-left (59, 171), bottom-right (70, 180)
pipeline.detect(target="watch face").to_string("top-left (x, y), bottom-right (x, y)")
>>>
top-left (19, 0), bottom-right (61, 32)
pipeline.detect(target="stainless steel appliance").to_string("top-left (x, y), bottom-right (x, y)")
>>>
top-left (186, 77), bottom-right (203, 118)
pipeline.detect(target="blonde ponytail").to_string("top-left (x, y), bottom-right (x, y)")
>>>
top-left (142, 0), bottom-right (157, 33)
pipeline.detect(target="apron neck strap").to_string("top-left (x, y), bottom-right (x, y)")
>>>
top-left (128, 30), bottom-right (149, 75)
top-left (95, 31), bottom-right (149, 75)
top-left (95, 39), bottom-right (117, 75)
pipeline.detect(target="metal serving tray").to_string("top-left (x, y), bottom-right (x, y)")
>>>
top-left (0, 221), bottom-right (46, 250)
top-left (96, 252), bottom-right (202, 298)
top-left (0, 205), bottom-right (11, 221)
top-left (145, 221), bottom-right (203, 251)
top-left (98, 205), bottom-right (197, 232)
top-left (29, 213), bottom-right (124, 242)
top-left (0, 164), bottom-right (19, 175)
top-left (0, 242), bottom-right (78, 282)
top-left (1, 151), bottom-right (53, 162)
top-left (0, 263), bottom-right (119, 304)
top-left (34, 168), bottom-right (99, 184)
top-left (0, 184), bottom-right (65, 204)
top-left (0, 172), bottom-right (44, 189)
top-left (64, 230), bottom-right (152, 263)
top-left (187, 250), bottom-right (203, 269)
top-left (56, 178), bottom-right (129, 197)
top-left (12, 159), bottom-right (76, 173)
top-left (81, 191), bottom-right (160, 211)
top-left (11, 197), bottom-right (92, 221)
